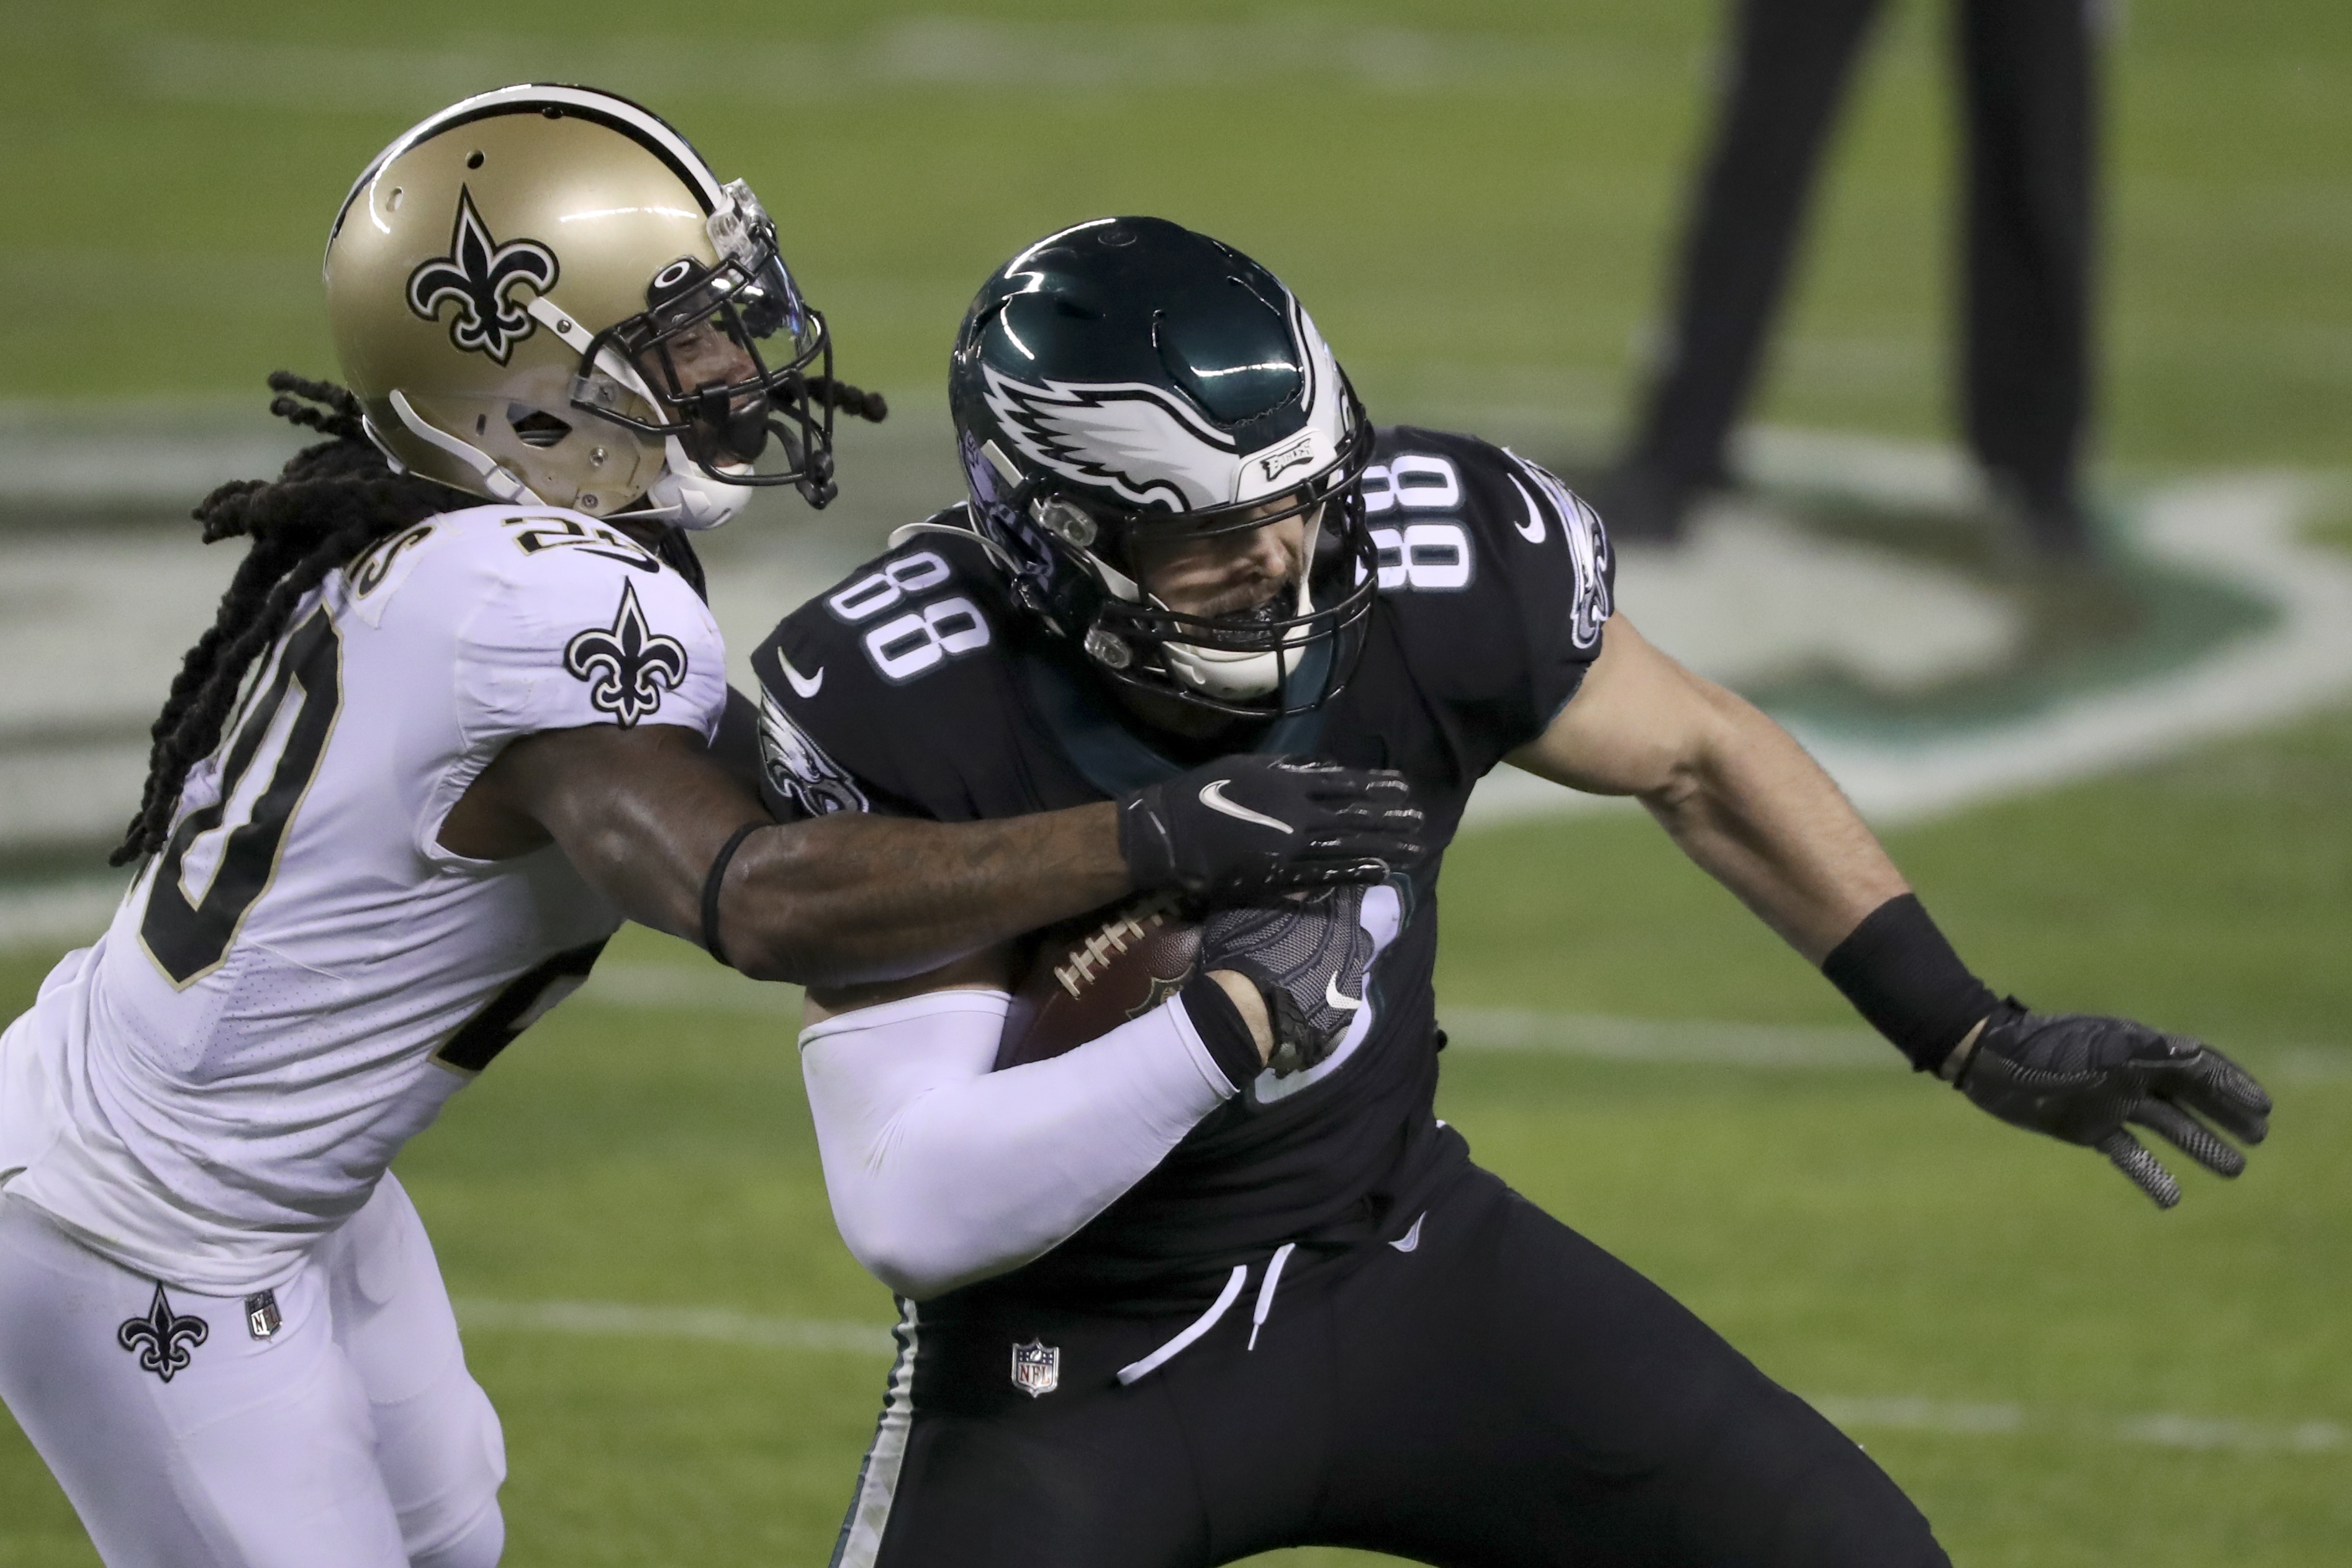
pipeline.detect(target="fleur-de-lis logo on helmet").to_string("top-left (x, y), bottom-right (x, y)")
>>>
top-left (564, 580), bottom-right (689, 728)
top-left (117, 1284), bottom-right (210, 1384)
top-left (405, 186), bottom-right (559, 364)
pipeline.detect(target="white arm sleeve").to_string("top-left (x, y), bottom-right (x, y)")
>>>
top-left (799, 988), bottom-right (1237, 1300)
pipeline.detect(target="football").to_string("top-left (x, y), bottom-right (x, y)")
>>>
top-left (995, 893), bottom-right (1202, 1069)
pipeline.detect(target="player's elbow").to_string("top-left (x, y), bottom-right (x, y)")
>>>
top-left (841, 1215), bottom-right (966, 1300)
top-left (833, 1174), bottom-right (1031, 1300)
top-left (1635, 680), bottom-right (1758, 824)
top-left (712, 894), bottom-right (854, 985)
top-left (720, 926), bottom-right (808, 985)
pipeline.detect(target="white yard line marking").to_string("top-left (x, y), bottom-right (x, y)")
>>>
top-left (451, 1295), bottom-right (2345, 1457)
top-left (1439, 1005), bottom-right (1890, 1069)
top-left (0, 937), bottom-right (2340, 1091)
top-left (1814, 1395), bottom-right (2346, 1455)
top-left (454, 1298), bottom-right (882, 1355)
top-left (1437, 1003), bottom-right (2352, 1084)
top-left (579, 962), bottom-right (802, 1016)
top-left (575, 966), bottom-right (2352, 1087)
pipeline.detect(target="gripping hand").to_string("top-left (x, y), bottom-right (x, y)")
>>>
top-left (1952, 1006), bottom-right (2273, 1208)
top-left (1118, 755), bottom-right (1422, 904)
top-left (1201, 886), bottom-right (1375, 1076)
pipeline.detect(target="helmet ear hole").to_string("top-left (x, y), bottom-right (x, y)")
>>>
top-left (507, 406), bottom-right (572, 449)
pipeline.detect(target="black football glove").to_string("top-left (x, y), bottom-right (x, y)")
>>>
top-left (1200, 885), bottom-right (1375, 1076)
top-left (1950, 1004), bottom-right (2273, 1209)
top-left (1118, 756), bottom-right (1422, 904)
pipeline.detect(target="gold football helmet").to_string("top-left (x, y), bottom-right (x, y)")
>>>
top-left (325, 84), bottom-right (842, 528)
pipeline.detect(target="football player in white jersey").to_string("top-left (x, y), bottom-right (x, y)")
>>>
top-left (0, 88), bottom-right (1421, 1568)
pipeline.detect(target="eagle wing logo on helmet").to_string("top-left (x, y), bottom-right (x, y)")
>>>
top-left (980, 365), bottom-right (1242, 511)
top-left (405, 186), bottom-right (559, 365)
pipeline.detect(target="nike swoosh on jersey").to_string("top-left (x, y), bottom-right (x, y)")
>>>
top-left (1509, 477), bottom-right (1546, 543)
top-left (1198, 780), bottom-right (1292, 834)
top-left (777, 654), bottom-right (824, 700)
top-left (1388, 1212), bottom-right (1426, 1253)
top-left (1324, 975), bottom-right (1363, 1012)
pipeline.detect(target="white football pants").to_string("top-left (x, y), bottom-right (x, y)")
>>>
top-left (0, 1172), bottom-right (505, 1568)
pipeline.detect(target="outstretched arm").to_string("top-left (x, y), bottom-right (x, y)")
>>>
top-left (1509, 613), bottom-right (2271, 1207)
top-left (442, 722), bottom-right (1125, 986)
top-left (1509, 613), bottom-right (1903, 960)
top-left (442, 721), bottom-right (1421, 991)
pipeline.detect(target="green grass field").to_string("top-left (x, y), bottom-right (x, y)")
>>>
top-left (4, 1), bottom-right (2349, 1563)
top-left (3, 709), bottom-right (2348, 1567)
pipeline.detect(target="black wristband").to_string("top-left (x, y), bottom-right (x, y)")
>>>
top-left (1178, 972), bottom-right (1265, 1091)
top-left (700, 822), bottom-right (766, 968)
top-left (1821, 893), bottom-right (2001, 1073)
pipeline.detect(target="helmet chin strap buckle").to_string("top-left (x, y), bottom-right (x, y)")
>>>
top-left (628, 436), bottom-right (753, 531)
top-left (1160, 641), bottom-right (1284, 701)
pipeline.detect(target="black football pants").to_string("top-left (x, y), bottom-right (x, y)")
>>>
top-left (1627, 0), bottom-right (2096, 514)
top-left (828, 1162), bottom-right (1949, 1567)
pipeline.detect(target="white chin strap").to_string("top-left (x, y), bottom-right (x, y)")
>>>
top-left (384, 390), bottom-right (535, 503)
top-left (1154, 505), bottom-right (1324, 701)
top-left (626, 436), bottom-right (752, 531)
top-left (1159, 575), bottom-right (1313, 701)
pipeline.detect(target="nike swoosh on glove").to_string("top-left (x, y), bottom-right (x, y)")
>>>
top-left (1953, 1005), bottom-right (2273, 1208)
top-left (1200, 885), bottom-right (1375, 1076)
top-left (1118, 756), bottom-right (1423, 903)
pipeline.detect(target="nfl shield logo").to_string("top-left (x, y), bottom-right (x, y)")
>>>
top-left (1010, 1338), bottom-right (1060, 1398)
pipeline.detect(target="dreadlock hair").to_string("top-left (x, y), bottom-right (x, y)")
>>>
top-left (110, 372), bottom-right (461, 866)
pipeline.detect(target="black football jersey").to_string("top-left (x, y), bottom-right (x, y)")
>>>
top-left (751, 426), bottom-right (1614, 1310)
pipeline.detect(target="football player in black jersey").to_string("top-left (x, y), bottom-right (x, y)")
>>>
top-left (752, 219), bottom-right (2273, 1568)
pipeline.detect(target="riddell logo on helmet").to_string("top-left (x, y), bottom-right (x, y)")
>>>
top-left (1257, 436), bottom-right (1318, 485)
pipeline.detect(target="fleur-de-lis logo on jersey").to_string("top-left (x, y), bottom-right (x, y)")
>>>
top-left (117, 1284), bottom-right (209, 1384)
top-left (405, 186), bottom-right (559, 364)
top-left (564, 580), bottom-right (689, 728)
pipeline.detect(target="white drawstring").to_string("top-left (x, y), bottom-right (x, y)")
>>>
top-left (1116, 1264), bottom-right (1247, 1386)
top-left (1247, 1242), bottom-right (1296, 1351)
top-left (1115, 1239), bottom-right (1304, 1385)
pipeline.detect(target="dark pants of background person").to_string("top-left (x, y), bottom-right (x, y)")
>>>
top-left (1617, 0), bottom-right (2097, 552)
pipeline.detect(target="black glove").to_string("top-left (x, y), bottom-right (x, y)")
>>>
top-left (1200, 886), bottom-right (1375, 1076)
top-left (1118, 756), bottom-right (1422, 904)
top-left (1952, 1004), bottom-right (2273, 1209)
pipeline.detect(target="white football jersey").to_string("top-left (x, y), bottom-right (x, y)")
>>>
top-left (0, 505), bottom-right (725, 1294)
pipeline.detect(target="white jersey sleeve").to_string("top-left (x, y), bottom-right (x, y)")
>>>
top-left (417, 511), bottom-right (727, 859)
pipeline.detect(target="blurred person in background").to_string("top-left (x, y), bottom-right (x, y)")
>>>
top-left (1602, 0), bottom-right (2101, 557)
top-left (0, 90), bottom-right (1415, 1568)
